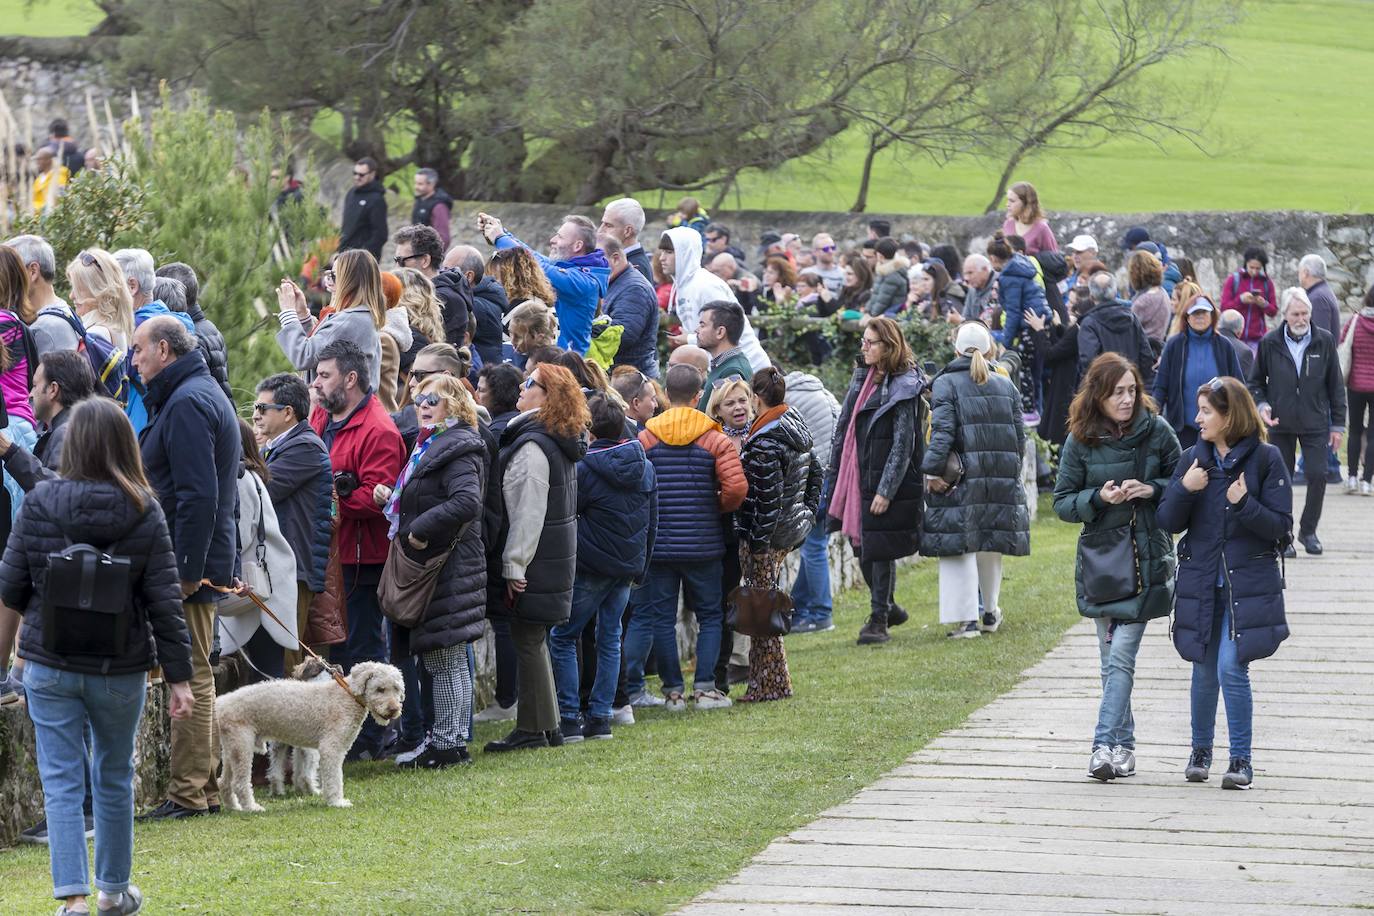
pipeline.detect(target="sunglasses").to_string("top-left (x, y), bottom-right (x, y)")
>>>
top-left (523, 377), bottom-right (544, 391)
top-left (413, 392), bottom-right (442, 408)
top-left (322, 269), bottom-right (335, 285)
top-left (409, 368), bottom-right (450, 384)
top-left (711, 374), bottom-right (745, 390)
top-left (78, 251), bottom-right (104, 275)
top-left (816, 245), bottom-right (837, 253)
top-left (253, 402), bottom-right (290, 414)
top-left (491, 248), bottom-right (517, 262)
top-left (1205, 377), bottom-right (1227, 392)
top-left (353, 170), bottom-right (370, 178)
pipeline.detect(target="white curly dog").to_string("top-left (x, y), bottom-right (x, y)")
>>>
top-left (216, 660), bottom-right (405, 811)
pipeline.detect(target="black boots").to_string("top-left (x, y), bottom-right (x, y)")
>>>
top-left (857, 613), bottom-right (890, 645)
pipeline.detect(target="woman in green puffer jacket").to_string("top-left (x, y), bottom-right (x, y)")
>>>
top-left (1053, 352), bottom-right (1180, 784)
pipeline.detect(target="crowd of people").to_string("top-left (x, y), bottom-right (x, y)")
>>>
top-left (0, 163), bottom-right (1362, 913)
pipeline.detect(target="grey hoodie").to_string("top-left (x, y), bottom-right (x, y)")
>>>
top-left (784, 371), bottom-right (840, 468)
top-left (277, 304), bottom-right (382, 393)
top-left (664, 226), bottom-right (771, 373)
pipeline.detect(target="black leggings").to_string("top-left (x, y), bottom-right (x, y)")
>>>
top-left (860, 559), bottom-right (896, 619)
top-left (1348, 389), bottom-right (1374, 482)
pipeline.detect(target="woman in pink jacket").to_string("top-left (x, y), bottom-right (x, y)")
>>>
top-left (1341, 284), bottom-right (1374, 494)
top-left (1220, 246), bottom-right (1277, 349)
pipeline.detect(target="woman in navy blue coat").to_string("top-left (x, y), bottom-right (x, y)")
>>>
top-left (1151, 292), bottom-right (1242, 450)
top-left (1157, 376), bottom-right (1293, 790)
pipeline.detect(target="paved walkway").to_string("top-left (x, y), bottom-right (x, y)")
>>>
top-left (681, 487), bottom-right (1374, 915)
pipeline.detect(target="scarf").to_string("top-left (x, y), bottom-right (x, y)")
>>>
top-left (829, 368), bottom-right (880, 547)
top-left (384, 420), bottom-right (457, 539)
top-left (749, 404), bottom-right (788, 436)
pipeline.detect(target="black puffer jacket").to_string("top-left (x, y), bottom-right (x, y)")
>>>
top-left (189, 304), bottom-right (232, 401)
top-left (920, 358), bottom-right (1031, 557)
top-left (0, 479), bottom-right (193, 682)
top-left (393, 425), bottom-right (489, 653)
top-left (738, 407), bottom-right (823, 553)
top-left (471, 276), bottom-right (509, 367)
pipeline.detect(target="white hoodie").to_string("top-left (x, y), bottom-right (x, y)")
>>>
top-left (664, 227), bottom-right (770, 372)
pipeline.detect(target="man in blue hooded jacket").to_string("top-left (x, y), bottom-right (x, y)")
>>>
top-left (547, 394), bottom-right (657, 741)
top-left (478, 211), bottom-right (609, 355)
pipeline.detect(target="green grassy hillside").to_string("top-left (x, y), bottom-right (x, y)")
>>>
top-left (5, 0), bottom-right (1373, 214)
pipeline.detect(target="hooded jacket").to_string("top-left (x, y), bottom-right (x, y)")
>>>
top-left (577, 438), bottom-right (657, 580)
top-left (867, 255), bottom-right (911, 318)
top-left (662, 227), bottom-right (770, 373)
top-left (494, 233), bottom-right (610, 355)
top-left (1077, 300), bottom-right (1157, 386)
top-left (783, 371), bottom-right (841, 469)
top-left (1052, 410), bottom-right (1180, 622)
top-left (638, 406), bottom-right (747, 562)
top-left (920, 358), bottom-right (1031, 558)
top-left (1, 479), bottom-right (192, 682)
top-left (738, 407), bottom-right (822, 553)
top-left (1158, 435), bottom-right (1291, 664)
top-left (993, 253), bottom-right (1050, 348)
top-left (1249, 323), bottom-right (1346, 435)
top-left (432, 269), bottom-right (474, 348)
top-left (471, 275), bottom-right (509, 367)
top-left (139, 349), bottom-right (239, 602)
top-left (339, 178), bottom-right (388, 258)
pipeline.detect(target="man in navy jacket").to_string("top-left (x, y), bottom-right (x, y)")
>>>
top-left (133, 316), bottom-right (239, 820)
top-left (600, 235), bottom-right (661, 379)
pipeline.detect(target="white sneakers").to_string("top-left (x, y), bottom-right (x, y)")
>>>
top-left (1346, 477), bottom-right (1373, 495)
top-left (473, 701), bottom-right (517, 723)
top-left (693, 689), bottom-right (733, 710)
top-left (612, 705), bottom-right (635, 726)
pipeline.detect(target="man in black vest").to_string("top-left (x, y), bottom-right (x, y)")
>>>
top-left (410, 168), bottom-right (454, 250)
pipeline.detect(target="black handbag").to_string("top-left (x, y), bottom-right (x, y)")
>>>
top-left (1078, 443), bottom-right (1149, 605)
top-left (43, 540), bottom-right (134, 657)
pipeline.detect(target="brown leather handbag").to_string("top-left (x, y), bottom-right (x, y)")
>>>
top-left (726, 583), bottom-right (795, 638)
top-left (377, 532), bottom-right (461, 628)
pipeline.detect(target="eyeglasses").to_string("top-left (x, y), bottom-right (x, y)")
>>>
top-left (413, 392), bottom-right (442, 408)
top-left (523, 377), bottom-right (544, 391)
top-left (322, 269), bottom-right (335, 286)
top-left (409, 368), bottom-right (451, 385)
top-left (393, 254), bottom-right (422, 266)
top-left (253, 402), bottom-right (290, 414)
top-left (860, 338), bottom-right (882, 349)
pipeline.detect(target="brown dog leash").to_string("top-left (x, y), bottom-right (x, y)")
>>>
top-left (200, 580), bottom-right (366, 710)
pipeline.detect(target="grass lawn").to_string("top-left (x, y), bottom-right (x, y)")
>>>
top-left (0, 0), bottom-right (102, 37)
top-left (0, 496), bottom-right (1080, 914)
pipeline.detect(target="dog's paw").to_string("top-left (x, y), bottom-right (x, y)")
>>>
top-left (245, 802), bottom-right (266, 813)
top-left (268, 782), bottom-right (287, 797)
top-left (328, 797), bottom-right (353, 808)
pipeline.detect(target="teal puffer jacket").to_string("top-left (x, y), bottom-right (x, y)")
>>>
top-left (1052, 410), bottom-right (1181, 622)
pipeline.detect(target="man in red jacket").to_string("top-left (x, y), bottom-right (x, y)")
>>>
top-left (309, 339), bottom-right (406, 759)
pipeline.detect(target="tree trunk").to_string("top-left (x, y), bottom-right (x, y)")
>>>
top-left (851, 133), bottom-right (886, 213)
top-left (984, 148), bottom-right (1028, 215)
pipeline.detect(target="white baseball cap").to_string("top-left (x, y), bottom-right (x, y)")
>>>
top-left (1067, 234), bottom-right (1098, 252)
top-left (1187, 296), bottom-right (1216, 314)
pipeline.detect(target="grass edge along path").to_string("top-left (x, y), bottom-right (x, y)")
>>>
top-left (0, 496), bottom-right (1078, 915)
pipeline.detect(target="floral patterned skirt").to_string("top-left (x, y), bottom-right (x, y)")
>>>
top-left (738, 545), bottom-right (793, 703)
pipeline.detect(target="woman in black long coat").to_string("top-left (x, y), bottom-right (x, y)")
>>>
top-left (1157, 376), bottom-right (1292, 790)
top-left (825, 317), bottom-right (926, 647)
top-left (376, 374), bottom-right (488, 769)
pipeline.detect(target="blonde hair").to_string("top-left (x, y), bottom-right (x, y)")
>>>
top-left (333, 249), bottom-right (386, 329)
top-left (507, 297), bottom-right (558, 353)
top-left (417, 374), bottom-right (478, 428)
top-left (66, 249), bottom-right (134, 344)
top-left (395, 267), bottom-right (445, 343)
top-left (954, 321), bottom-right (995, 384)
top-left (705, 377), bottom-right (753, 426)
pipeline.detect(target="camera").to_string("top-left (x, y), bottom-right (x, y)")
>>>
top-left (333, 470), bottom-right (360, 499)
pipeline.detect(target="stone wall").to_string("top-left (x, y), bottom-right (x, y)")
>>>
top-left (0, 41), bottom-right (155, 154)
top-left (421, 202), bottom-right (1374, 313)
top-left (0, 687), bottom-right (169, 850)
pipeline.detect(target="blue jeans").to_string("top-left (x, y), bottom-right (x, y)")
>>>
top-left (549, 571), bottom-right (632, 720)
top-left (1094, 618), bottom-right (1146, 749)
top-left (24, 661), bottom-right (146, 900)
top-left (1191, 600), bottom-right (1252, 760)
top-left (623, 560), bottom-right (724, 695)
top-left (792, 485), bottom-right (832, 623)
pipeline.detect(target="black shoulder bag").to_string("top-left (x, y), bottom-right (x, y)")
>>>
top-left (1078, 440), bottom-right (1150, 605)
top-left (43, 539), bottom-right (135, 657)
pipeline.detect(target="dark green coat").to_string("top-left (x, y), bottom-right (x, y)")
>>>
top-left (1052, 410), bottom-right (1181, 622)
